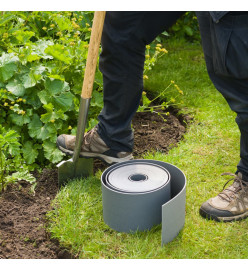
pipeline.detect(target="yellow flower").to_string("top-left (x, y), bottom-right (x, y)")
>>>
top-left (145, 54), bottom-right (150, 59)
top-left (4, 102), bottom-right (8, 106)
top-left (68, 126), bottom-right (72, 130)
top-left (161, 48), bottom-right (168, 53)
top-left (50, 119), bottom-right (55, 123)
top-left (50, 24), bottom-right (55, 28)
top-left (42, 27), bottom-right (47, 31)
top-left (146, 45), bottom-right (150, 49)
top-left (171, 80), bottom-right (175, 84)
top-left (170, 98), bottom-right (176, 103)
top-left (142, 91), bottom-right (147, 96)
top-left (86, 23), bottom-right (90, 27)
top-left (69, 41), bottom-right (75, 46)
top-left (156, 43), bottom-right (162, 47)
top-left (18, 110), bottom-right (25, 115)
top-left (72, 21), bottom-right (80, 29)
top-left (143, 75), bottom-right (149, 80)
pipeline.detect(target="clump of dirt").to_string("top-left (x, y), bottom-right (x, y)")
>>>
top-left (0, 109), bottom-right (191, 259)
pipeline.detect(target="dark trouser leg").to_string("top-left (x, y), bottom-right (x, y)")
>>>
top-left (196, 12), bottom-right (248, 180)
top-left (98, 11), bottom-right (185, 152)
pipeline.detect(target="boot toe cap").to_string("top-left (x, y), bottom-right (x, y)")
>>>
top-left (199, 200), bottom-right (233, 221)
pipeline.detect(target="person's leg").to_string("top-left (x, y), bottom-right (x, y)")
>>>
top-left (196, 11), bottom-right (248, 221)
top-left (57, 11), bottom-right (185, 164)
top-left (98, 11), bottom-right (185, 153)
top-left (197, 11), bottom-right (248, 179)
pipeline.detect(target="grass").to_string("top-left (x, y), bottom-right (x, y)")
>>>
top-left (47, 38), bottom-right (248, 259)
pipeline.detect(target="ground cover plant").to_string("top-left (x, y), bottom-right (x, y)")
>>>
top-left (47, 38), bottom-right (248, 259)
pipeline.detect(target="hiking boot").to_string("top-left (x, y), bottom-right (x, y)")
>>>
top-left (56, 126), bottom-right (133, 165)
top-left (199, 172), bottom-right (248, 222)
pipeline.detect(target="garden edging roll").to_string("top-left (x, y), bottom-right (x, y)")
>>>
top-left (101, 159), bottom-right (187, 245)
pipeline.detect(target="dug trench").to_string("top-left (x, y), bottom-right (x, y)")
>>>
top-left (0, 107), bottom-right (192, 259)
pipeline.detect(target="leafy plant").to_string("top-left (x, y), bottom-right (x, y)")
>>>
top-left (0, 11), bottom-right (101, 167)
top-left (168, 12), bottom-right (200, 42)
top-left (0, 11), bottom-right (169, 169)
top-left (138, 79), bottom-right (184, 121)
top-left (0, 126), bottom-right (36, 193)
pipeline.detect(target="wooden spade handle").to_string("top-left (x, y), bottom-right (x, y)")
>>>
top-left (81, 11), bottom-right (106, 99)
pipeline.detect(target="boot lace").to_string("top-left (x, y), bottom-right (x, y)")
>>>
top-left (218, 173), bottom-right (248, 202)
top-left (83, 126), bottom-right (97, 149)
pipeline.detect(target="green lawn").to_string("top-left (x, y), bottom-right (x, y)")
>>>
top-left (47, 38), bottom-right (248, 259)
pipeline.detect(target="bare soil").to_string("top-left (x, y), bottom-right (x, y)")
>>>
top-left (0, 109), bottom-right (190, 259)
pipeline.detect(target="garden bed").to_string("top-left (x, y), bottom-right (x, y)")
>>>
top-left (0, 109), bottom-right (189, 259)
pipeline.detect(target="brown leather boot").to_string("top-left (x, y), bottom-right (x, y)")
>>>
top-left (56, 126), bottom-right (133, 165)
top-left (200, 172), bottom-right (248, 222)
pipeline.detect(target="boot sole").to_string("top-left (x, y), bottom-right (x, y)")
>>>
top-left (57, 143), bottom-right (133, 165)
top-left (199, 207), bottom-right (248, 222)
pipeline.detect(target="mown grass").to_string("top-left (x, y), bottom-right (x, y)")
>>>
top-left (47, 38), bottom-right (248, 259)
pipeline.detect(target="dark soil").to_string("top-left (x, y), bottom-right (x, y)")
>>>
top-left (0, 109), bottom-right (191, 259)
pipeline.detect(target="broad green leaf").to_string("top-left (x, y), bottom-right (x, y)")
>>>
top-left (54, 15), bottom-right (73, 31)
top-left (13, 30), bottom-right (35, 44)
top-left (22, 71), bottom-right (37, 88)
top-left (43, 140), bottom-right (64, 163)
top-left (32, 39), bottom-right (54, 59)
top-left (45, 44), bottom-right (72, 64)
top-left (6, 78), bottom-right (26, 97)
top-left (38, 90), bottom-right (51, 105)
top-left (41, 104), bottom-right (67, 123)
top-left (32, 64), bottom-right (46, 75)
top-left (44, 78), bottom-right (70, 95)
top-left (48, 74), bottom-right (65, 81)
top-left (26, 54), bottom-right (41, 62)
top-left (23, 141), bottom-right (39, 164)
top-left (9, 113), bottom-right (30, 126)
top-left (54, 91), bottom-right (74, 111)
top-left (28, 114), bottom-right (50, 140)
top-left (23, 88), bottom-right (42, 109)
top-left (0, 53), bottom-right (19, 82)
top-left (42, 103), bottom-right (54, 112)
top-left (91, 91), bottom-right (104, 108)
top-left (183, 25), bottom-right (193, 36)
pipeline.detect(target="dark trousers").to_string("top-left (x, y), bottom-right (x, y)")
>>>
top-left (98, 11), bottom-right (248, 180)
top-left (98, 11), bottom-right (185, 152)
top-left (196, 12), bottom-right (248, 179)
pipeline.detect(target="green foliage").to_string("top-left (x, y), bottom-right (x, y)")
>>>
top-left (138, 80), bottom-right (183, 120)
top-left (168, 12), bottom-right (200, 42)
top-left (0, 126), bottom-right (36, 193)
top-left (0, 11), bottom-right (102, 167)
top-left (0, 11), bottom-right (166, 169)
